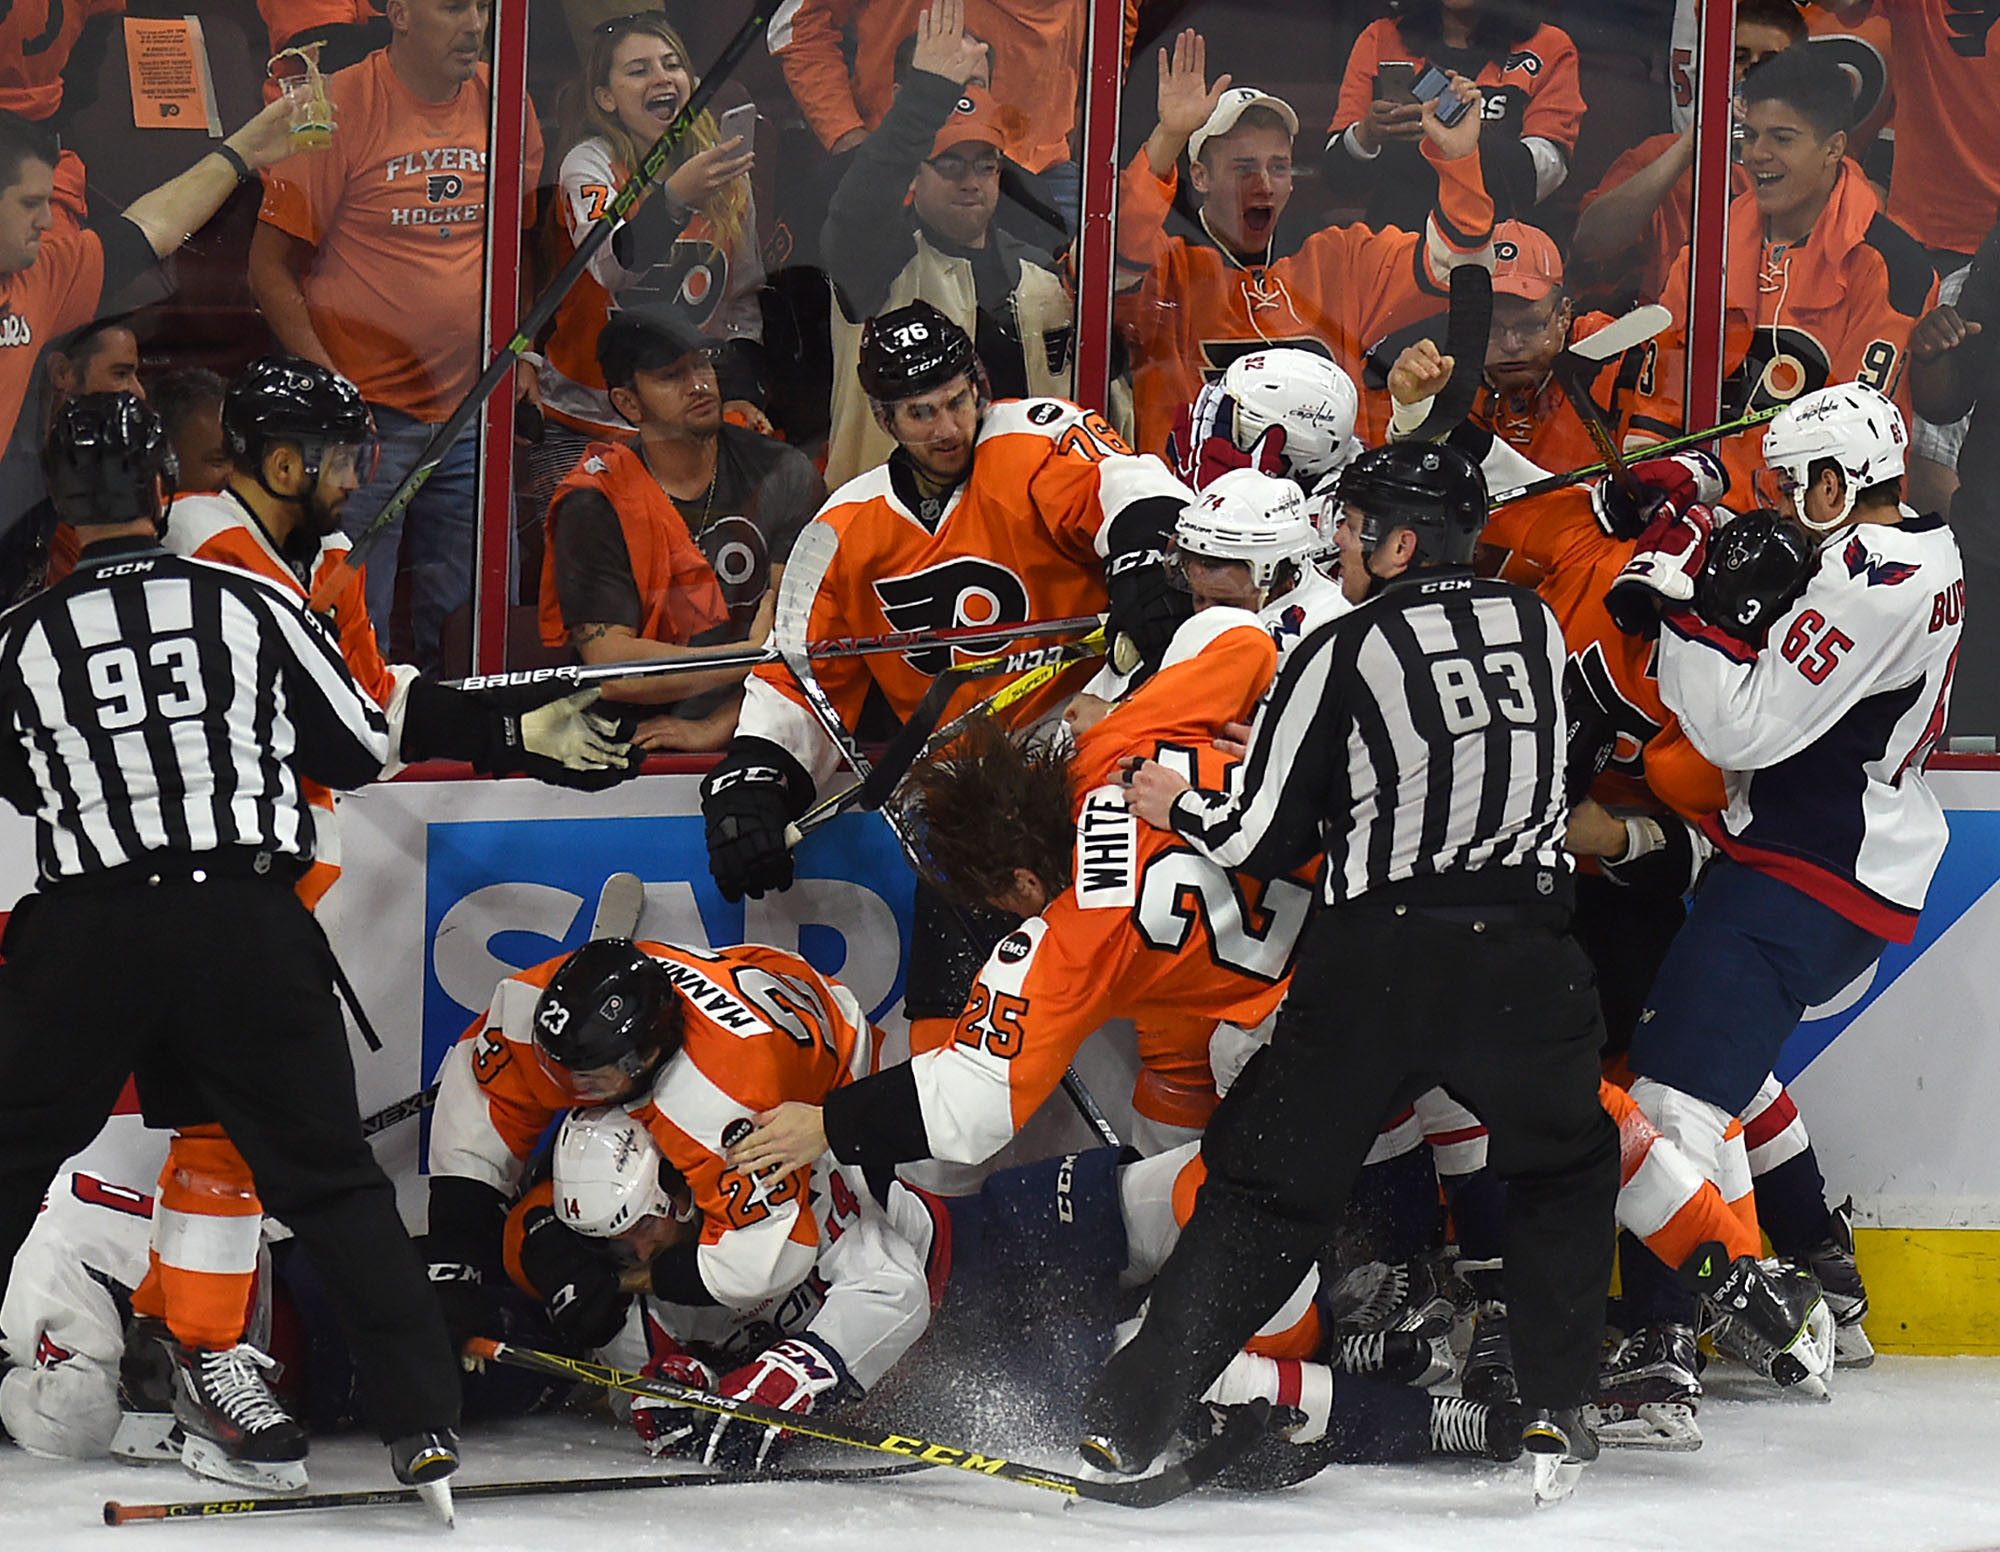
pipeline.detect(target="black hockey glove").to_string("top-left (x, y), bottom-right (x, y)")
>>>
top-left (701, 737), bottom-right (814, 902)
top-left (401, 677), bottom-right (641, 791)
top-left (1560, 660), bottom-right (1619, 807)
top-left (513, 1199), bottom-right (632, 1351)
top-left (423, 1175), bottom-right (510, 1356)
top-left (1103, 496), bottom-right (1195, 679)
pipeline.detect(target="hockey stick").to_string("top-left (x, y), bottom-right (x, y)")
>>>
top-left (772, 526), bottom-right (1121, 1149)
top-left (1488, 407), bottom-right (1782, 507)
top-left (305, 0), bottom-right (778, 615)
top-left (784, 631), bottom-right (1107, 847)
top-left (1402, 264), bottom-right (1494, 440)
top-left (1545, 304), bottom-right (1676, 504)
top-left (102, 1461), bottom-right (931, 1524)
top-left (357, 873), bottom-right (644, 1139)
top-left (468, 1339), bottom-right (1264, 1508)
top-left (445, 614), bottom-right (1106, 694)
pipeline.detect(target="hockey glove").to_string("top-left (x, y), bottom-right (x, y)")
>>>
top-left (629, 1339), bottom-right (719, 1459)
top-left (1589, 451), bottom-right (1726, 540)
top-left (1600, 813), bottom-right (1710, 900)
top-left (1105, 545), bottom-right (1194, 679)
top-left (704, 1335), bottom-right (851, 1471)
top-left (513, 1201), bottom-right (631, 1351)
top-left (1560, 659), bottom-right (1619, 807)
top-left (701, 737), bottom-right (814, 902)
top-left (1604, 503), bottom-right (1719, 638)
top-left (401, 679), bottom-right (640, 790)
top-left (1167, 387), bottom-right (1288, 490)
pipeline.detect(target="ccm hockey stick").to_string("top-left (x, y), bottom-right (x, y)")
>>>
top-left (444, 615), bottom-right (1106, 694)
top-left (357, 873), bottom-right (645, 1139)
top-left (468, 1339), bottom-right (1265, 1508)
top-left (1545, 303), bottom-right (1676, 503)
top-left (307, 1), bottom-right (777, 614)
top-left (772, 525), bottom-right (1120, 1148)
top-left (103, 1462), bottom-right (931, 1525)
top-left (1488, 406), bottom-right (1782, 507)
top-left (1402, 264), bottom-right (1494, 440)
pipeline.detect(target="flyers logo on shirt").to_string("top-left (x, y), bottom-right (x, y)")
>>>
top-left (873, 559), bottom-right (1031, 673)
top-left (426, 174), bottom-right (464, 203)
top-left (1502, 50), bottom-right (1544, 76)
top-left (1944, 0), bottom-right (2000, 56)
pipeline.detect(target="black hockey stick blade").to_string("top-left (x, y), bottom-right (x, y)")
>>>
top-left (1406, 264), bottom-right (1494, 440)
top-left (469, 1340), bottom-right (1243, 1508)
top-left (103, 1461), bottom-right (931, 1523)
top-left (1549, 353), bottom-right (1646, 502)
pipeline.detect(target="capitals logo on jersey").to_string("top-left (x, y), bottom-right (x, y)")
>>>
top-left (1845, 535), bottom-right (1921, 588)
top-left (873, 559), bottom-right (1031, 673)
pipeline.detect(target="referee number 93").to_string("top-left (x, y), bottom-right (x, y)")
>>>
top-left (1430, 651), bottom-right (1538, 735)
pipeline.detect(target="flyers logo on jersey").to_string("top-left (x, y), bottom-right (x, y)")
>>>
top-left (874, 560), bottom-right (1031, 673)
top-left (1945, 0), bottom-right (2000, 56)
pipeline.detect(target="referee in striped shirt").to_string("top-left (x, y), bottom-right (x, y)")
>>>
top-left (0, 395), bottom-right (630, 1489)
top-left (1081, 443), bottom-right (1619, 1499)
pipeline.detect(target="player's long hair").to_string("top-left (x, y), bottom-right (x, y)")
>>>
top-left (1391, 0), bottom-right (1540, 58)
top-left (896, 717), bottom-right (1075, 912)
top-left (576, 14), bottom-right (750, 262)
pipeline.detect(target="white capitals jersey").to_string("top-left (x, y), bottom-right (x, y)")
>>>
top-left (1658, 509), bottom-right (1962, 942)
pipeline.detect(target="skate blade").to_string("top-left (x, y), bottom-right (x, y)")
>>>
top-left (1583, 1402), bottom-right (1702, 1451)
top-left (1531, 1452), bottom-right (1583, 1507)
top-left (109, 1413), bottom-right (183, 1463)
top-left (416, 1477), bottom-right (455, 1528)
top-left (181, 1435), bottom-right (309, 1495)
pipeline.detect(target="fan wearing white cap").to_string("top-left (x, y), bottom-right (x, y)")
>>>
top-left (1118, 29), bottom-right (1494, 457)
top-left (1171, 468), bottom-right (1352, 657)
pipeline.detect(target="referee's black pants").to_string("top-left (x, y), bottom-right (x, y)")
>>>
top-left (1087, 898), bottom-right (1619, 1458)
top-left (0, 870), bottom-right (460, 1441)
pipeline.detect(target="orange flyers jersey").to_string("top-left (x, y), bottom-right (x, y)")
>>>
top-left (1480, 488), bottom-right (1724, 820)
top-left (1657, 162), bottom-right (1938, 501)
top-left (1113, 141), bottom-right (1495, 455)
top-left (737, 397), bottom-right (1187, 790)
top-left (162, 492), bottom-right (410, 906)
top-left (906, 612), bottom-right (1313, 1166)
top-left (429, 941), bottom-right (874, 1312)
top-left (1332, 19), bottom-right (1588, 154)
top-left (1472, 310), bottom-right (1682, 475)
top-left (0, 0), bottom-right (124, 121)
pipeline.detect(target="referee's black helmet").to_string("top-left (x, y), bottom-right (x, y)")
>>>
top-left (532, 939), bottom-right (685, 1100)
top-left (1336, 443), bottom-right (1488, 567)
top-left (44, 392), bottom-right (176, 527)
top-left (224, 355), bottom-right (375, 491)
top-left (858, 301), bottom-right (979, 404)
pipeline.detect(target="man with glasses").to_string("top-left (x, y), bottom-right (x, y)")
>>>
top-left (821, 0), bottom-right (1073, 485)
top-left (1472, 222), bottom-right (1679, 475)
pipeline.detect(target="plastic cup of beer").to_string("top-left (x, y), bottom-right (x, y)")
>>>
top-left (271, 48), bottom-right (334, 151)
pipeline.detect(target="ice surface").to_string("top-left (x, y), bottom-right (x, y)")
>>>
top-left (5, 1359), bottom-right (1998, 1551)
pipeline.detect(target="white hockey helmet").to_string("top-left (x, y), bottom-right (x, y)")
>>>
top-left (1222, 350), bottom-right (1361, 484)
top-left (1758, 381), bottom-right (1908, 532)
top-left (1172, 467), bottom-right (1321, 603)
top-left (553, 1106), bottom-right (682, 1239)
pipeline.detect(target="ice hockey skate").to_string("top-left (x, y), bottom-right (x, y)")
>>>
top-left (1587, 1323), bottom-right (1703, 1450)
top-left (391, 1429), bottom-right (461, 1526)
top-left (1522, 1406), bottom-right (1597, 1506)
top-left (162, 1338), bottom-right (309, 1493)
top-left (1704, 1257), bottom-right (1837, 1397)
top-left (1456, 1260), bottom-right (1516, 1403)
top-left (1330, 1315), bottom-right (1456, 1387)
top-left (1797, 1198), bottom-right (1874, 1367)
top-left (1431, 1394), bottom-right (1523, 1461)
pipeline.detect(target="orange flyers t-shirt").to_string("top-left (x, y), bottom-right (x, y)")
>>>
top-left (0, 228), bottom-right (106, 451)
top-left (257, 51), bottom-right (544, 422)
top-left (1875, 0), bottom-right (2000, 256)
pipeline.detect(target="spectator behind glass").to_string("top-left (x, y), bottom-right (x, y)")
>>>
top-left (1327, 0), bottom-right (1585, 232)
top-left (770, 0), bottom-right (1138, 232)
top-left (0, 0), bottom-right (118, 232)
top-left (1909, 216), bottom-right (2000, 734)
top-left (152, 368), bottom-right (233, 495)
top-left (258, 1), bottom-right (390, 62)
top-left (15, 316), bottom-right (147, 595)
top-left (1573, 0), bottom-right (1806, 307)
top-left (534, 13), bottom-right (762, 519)
top-left (1656, 44), bottom-right (1937, 501)
top-left (1116, 32), bottom-right (1494, 457)
top-left (541, 312), bottom-right (823, 754)
top-left (250, 0), bottom-right (545, 673)
top-left (821, 0), bottom-right (1074, 488)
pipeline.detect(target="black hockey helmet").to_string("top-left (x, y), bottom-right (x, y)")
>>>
top-left (532, 939), bottom-right (685, 1100)
top-left (43, 392), bottom-right (176, 528)
top-left (858, 300), bottom-right (979, 404)
top-left (1694, 508), bottom-right (1817, 644)
top-left (223, 354), bottom-right (376, 495)
top-left (1334, 442), bottom-right (1488, 568)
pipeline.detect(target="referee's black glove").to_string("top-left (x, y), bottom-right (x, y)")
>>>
top-left (402, 678), bottom-right (641, 790)
top-left (701, 737), bottom-right (813, 902)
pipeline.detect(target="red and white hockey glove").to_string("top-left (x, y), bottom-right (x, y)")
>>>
top-left (1605, 502), bottom-right (1721, 638)
top-left (1167, 386), bottom-right (1288, 491)
top-left (1589, 450), bottom-right (1727, 539)
top-left (628, 1341), bottom-right (718, 1459)
top-left (703, 1335), bottom-right (851, 1471)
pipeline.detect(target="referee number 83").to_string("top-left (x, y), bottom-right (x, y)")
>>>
top-left (85, 638), bottom-right (207, 729)
top-left (1430, 650), bottom-right (1537, 735)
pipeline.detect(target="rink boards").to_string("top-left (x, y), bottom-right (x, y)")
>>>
top-left (1, 764), bottom-right (1996, 1354)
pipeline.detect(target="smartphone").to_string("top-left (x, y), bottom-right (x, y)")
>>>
top-left (716, 102), bottom-right (757, 150)
top-left (1373, 62), bottom-right (1418, 104)
top-left (1411, 63), bottom-right (1473, 128)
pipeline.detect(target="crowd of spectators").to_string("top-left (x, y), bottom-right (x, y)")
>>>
top-left (2, 0), bottom-right (1999, 732)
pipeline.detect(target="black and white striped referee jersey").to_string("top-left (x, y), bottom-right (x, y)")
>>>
top-left (0, 537), bottom-right (391, 881)
top-left (1168, 569), bottom-right (1573, 903)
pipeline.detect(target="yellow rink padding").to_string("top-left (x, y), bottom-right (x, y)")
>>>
top-left (1855, 1228), bottom-right (2000, 1355)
